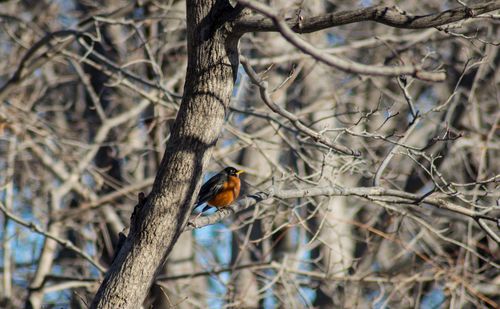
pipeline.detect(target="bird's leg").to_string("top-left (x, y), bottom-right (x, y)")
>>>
top-left (187, 211), bottom-right (203, 228)
top-left (193, 211), bottom-right (204, 221)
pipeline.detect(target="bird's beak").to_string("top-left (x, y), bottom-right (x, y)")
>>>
top-left (236, 170), bottom-right (245, 175)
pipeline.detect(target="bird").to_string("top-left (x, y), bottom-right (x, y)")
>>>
top-left (194, 166), bottom-right (244, 213)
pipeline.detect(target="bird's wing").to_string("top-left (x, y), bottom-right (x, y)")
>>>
top-left (195, 173), bottom-right (226, 207)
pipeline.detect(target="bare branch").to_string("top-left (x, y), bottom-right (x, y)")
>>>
top-left (188, 186), bottom-right (496, 234)
top-left (240, 57), bottom-right (359, 156)
top-left (0, 201), bottom-right (106, 273)
top-left (235, 1), bottom-right (500, 33)
top-left (237, 0), bottom-right (447, 82)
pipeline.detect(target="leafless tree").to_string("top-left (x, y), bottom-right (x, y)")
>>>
top-left (0, 0), bottom-right (499, 308)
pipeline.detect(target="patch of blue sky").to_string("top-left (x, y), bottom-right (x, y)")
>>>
top-left (55, 0), bottom-right (77, 28)
top-left (194, 222), bottom-right (233, 308)
top-left (194, 221), bottom-right (232, 267)
top-left (360, 0), bottom-right (372, 7)
top-left (14, 231), bottom-right (44, 265)
top-left (400, 87), bottom-right (438, 125)
top-left (230, 110), bottom-right (246, 128)
top-left (82, 172), bottom-right (95, 188)
top-left (84, 242), bottom-right (104, 276)
top-left (295, 230), bottom-right (317, 305)
top-left (0, 38), bottom-right (13, 55)
top-left (84, 237), bottom-right (95, 257)
top-left (366, 289), bottom-right (388, 309)
top-left (418, 181), bottom-right (436, 196)
top-left (220, 133), bottom-right (237, 149)
top-left (1, 219), bottom-right (36, 263)
top-left (133, 5), bottom-right (145, 19)
top-left (12, 269), bottom-right (32, 288)
top-left (82, 229), bottom-right (105, 276)
top-left (43, 288), bottom-right (71, 309)
top-left (137, 115), bottom-right (151, 132)
top-left (52, 263), bottom-right (64, 276)
top-left (338, 75), bottom-right (355, 87)
top-left (37, 237), bottom-right (98, 305)
top-left (326, 32), bottom-right (345, 47)
top-left (300, 285), bottom-right (316, 307)
top-left (230, 65), bottom-right (247, 125)
top-left (206, 279), bottom-right (225, 309)
top-left (21, 184), bottom-right (36, 201)
top-left (0, 191), bottom-right (46, 265)
top-left (415, 87), bottom-right (438, 113)
top-left (420, 286), bottom-right (445, 309)
top-left (89, 262), bottom-right (102, 278)
top-left (264, 288), bottom-right (276, 308)
top-left (19, 12), bottom-right (31, 23)
top-left (232, 64), bottom-right (244, 97)
top-left (34, 68), bottom-right (43, 78)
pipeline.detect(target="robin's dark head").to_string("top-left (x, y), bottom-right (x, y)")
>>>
top-left (224, 166), bottom-right (244, 177)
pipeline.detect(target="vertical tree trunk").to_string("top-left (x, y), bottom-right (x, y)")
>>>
top-left (230, 148), bottom-right (263, 307)
top-left (1, 138), bottom-right (15, 309)
top-left (90, 1), bottom-right (240, 307)
top-left (298, 61), bottom-right (355, 308)
top-left (25, 192), bottom-right (63, 309)
top-left (151, 232), bottom-right (206, 308)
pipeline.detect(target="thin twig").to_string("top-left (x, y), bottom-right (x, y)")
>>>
top-left (237, 0), bottom-right (449, 82)
top-left (0, 201), bottom-right (106, 273)
top-left (240, 57), bottom-right (359, 156)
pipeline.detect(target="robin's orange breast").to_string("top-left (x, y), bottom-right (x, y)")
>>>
top-left (207, 176), bottom-right (241, 208)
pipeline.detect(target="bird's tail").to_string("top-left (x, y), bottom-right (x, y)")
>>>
top-left (192, 202), bottom-right (212, 214)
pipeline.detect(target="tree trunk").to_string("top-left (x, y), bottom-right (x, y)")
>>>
top-left (151, 232), bottom-right (206, 308)
top-left (90, 1), bottom-right (241, 308)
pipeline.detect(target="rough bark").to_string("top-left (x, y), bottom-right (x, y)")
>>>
top-left (90, 1), bottom-right (241, 307)
top-left (234, 1), bottom-right (500, 33)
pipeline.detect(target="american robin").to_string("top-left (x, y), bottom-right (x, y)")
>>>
top-left (194, 166), bottom-right (244, 213)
